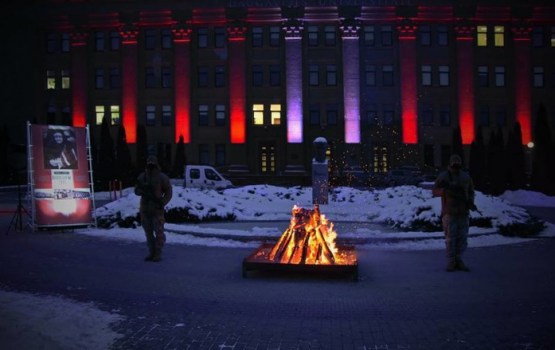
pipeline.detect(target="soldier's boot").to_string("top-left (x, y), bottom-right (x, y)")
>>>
top-left (151, 248), bottom-right (162, 262)
top-left (144, 244), bottom-right (155, 261)
top-left (456, 259), bottom-right (470, 272)
top-left (445, 260), bottom-right (456, 272)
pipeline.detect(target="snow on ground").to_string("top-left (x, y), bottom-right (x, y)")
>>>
top-left (0, 289), bottom-right (124, 350)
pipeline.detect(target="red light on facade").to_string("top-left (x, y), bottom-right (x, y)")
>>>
top-left (122, 39), bottom-right (138, 143)
top-left (514, 36), bottom-right (532, 145)
top-left (228, 25), bottom-right (247, 144)
top-left (457, 37), bottom-right (475, 145)
top-left (174, 41), bottom-right (190, 143)
top-left (398, 27), bottom-right (418, 144)
top-left (230, 108), bottom-right (246, 143)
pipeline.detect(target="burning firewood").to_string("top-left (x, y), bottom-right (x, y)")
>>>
top-left (269, 204), bottom-right (338, 265)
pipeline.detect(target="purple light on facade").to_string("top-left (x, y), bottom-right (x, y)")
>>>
top-left (342, 35), bottom-right (360, 143)
top-left (285, 27), bottom-right (303, 143)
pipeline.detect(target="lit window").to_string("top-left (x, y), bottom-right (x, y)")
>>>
top-left (146, 105), bottom-right (156, 126)
top-left (477, 26), bottom-right (487, 47)
top-left (162, 105), bottom-right (172, 126)
top-left (110, 105), bottom-right (120, 125)
top-left (495, 66), bottom-right (505, 87)
top-left (253, 104), bottom-right (264, 125)
top-left (215, 104), bottom-right (226, 126)
top-left (533, 66), bottom-right (544, 87)
top-left (494, 26), bottom-right (504, 47)
top-left (61, 69), bottom-right (70, 89)
top-left (421, 65), bottom-right (432, 86)
top-left (95, 105), bottom-right (105, 125)
top-left (46, 70), bottom-right (56, 89)
top-left (439, 66), bottom-right (450, 86)
top-left (270, 104), bottom-right (281, 125)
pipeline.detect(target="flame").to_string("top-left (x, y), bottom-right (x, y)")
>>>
top-left (268, 204), bottom-right (353, 265)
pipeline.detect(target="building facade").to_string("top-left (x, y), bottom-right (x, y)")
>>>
top-left (34, 0), bottom-right (555, 182)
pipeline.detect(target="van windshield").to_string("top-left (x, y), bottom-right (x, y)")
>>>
top-left (205, 169), bottom-right (222, 181)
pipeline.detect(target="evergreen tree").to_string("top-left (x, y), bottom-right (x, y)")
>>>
top-left (531, 104), bottom-right (555, 194)
top-left (115, 125), bottom-right (134, 187)
top-left (96, 116), bottom-right (115, 190)
top-left (451, 126), bottom-right (464, 167)
top-left (506, 122), bottom-right (526, 190)
top-left (469, 126), bottom-right (487, 192)
top-left (173, 135), bottom-right (186, 178)
top-left (136, 124), bottom-right (148, 172)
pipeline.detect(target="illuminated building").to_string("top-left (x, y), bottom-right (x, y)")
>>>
top-left (30, 0), bottom-right (555, 182)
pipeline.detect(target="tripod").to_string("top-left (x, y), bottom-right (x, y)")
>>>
top-left (6, 179), bottom-right (30, 235)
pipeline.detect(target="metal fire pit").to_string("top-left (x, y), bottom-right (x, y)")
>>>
top-left (242, 243), bottom-right (358, 281)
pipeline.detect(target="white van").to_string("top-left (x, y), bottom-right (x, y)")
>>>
top-left (183, 165), bottom-right (233, 189)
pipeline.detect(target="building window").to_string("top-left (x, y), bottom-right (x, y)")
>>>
top-left (308, 26), bottom-right (319, 46)
top-left (324, 26), bottom-right (336, 46)
top-left (309, 107), bottom-right (320, 126)
top-left (363, 26), bottom-right (375, 46)
top-left (161, 29), bottom-right (172, 49)
top-left (95, 68), bottom-right (104, 89)
top-left (420, 25), bottom-right (431, 46)
top-left (269, 65), bottom-right (281, 86)
top-left (495, 66), bottom-right (505, 87)
top-left (253, 104), bottom-right (264, 125)
top-left (212, 27), bottom-right (225, 48)
top-left (110, 68), bottom-right (121, 89)
top-left (145, 67), bottom-right (156, 88)
top-left (381, 26), bottom-right (392, 46)
top-left (162, 67), bottom-right (172, 88)
top-left (47, 33), bottom-right (57, 53)
top-left (270, 104), bottom-right (281, 125)
top-left (162, 105), bottom-right (172, 126)
top-left (437, 25), bottom-right (448, 46)
top-left (95, 106), bottom-right (105, 125)
top-left (421, 65), bottom-right (432, 86)
top-left (373, 145), bottom-right (388, 173)
top-left (252, 27), bottom-right (263, 47)
top-left (477, 26), bottom-right (487, 47)
top-left (215, 104), bottom-right (226, 126)
top-left (61, 69), bottom-right (70, 89)
top-left (439, 105), bottom-right (450, 126)
top-left (109, 31), bottom-right (120, 50)
top-left (199, 144), bottom-right (210, 165)
top-left (198, 104), bottom-right (209, 126)
top-left (198, 67), bottom-right (209, 87)
top-left (197, 28), bottom-right (208, 48)
top-left (382, 65), bottom-right (393, 86)
top-left (260, 144), bottom-right (276, 173)
top-left (215, 144), bottom-right (226, 166)
top-left (309, 65), bottom-right (319, 86)
top-left (479, 105), bottom-right (490, 126)
top-left (478, 66), bottom-right (489, 87)
top-left (95, 32), bottom-right (105, 51)
top-left (326, 106), bottom-right (338, 125)
top-left (146, 105), bottom-right (156, 126)
top-left (326, 65), bottom-right (337, 86)
top-left (383, 105), bottom-right (394, 125)
top-left (494, 26), bottom-right (504, 47)
top-left (252, 65), bottom-right (263, 86)
top-left (422, 104), bottom-right (433, 126)
top-left (365, 65), bottom-right (376, 86)
top-left (438, 65), bottom-right (450, 86)
top-left (46, 70), bottom-right (56, 89)
top-left (214, 66), bottom-right (225, 87)
top-left (145, 29), bottom-right (156, 50)
top-left (269, 26), bottom-right (280, 46)
top-left (534, 66), bottom-right (544, 87)
top-left (366, 107), bottom-right (378, 125)
top-left (110, 105), bottom-right (120, 125)
top-left (61, 33), bottom-right (70, 52)
top-left (533, 27), bottom-right (544, 47)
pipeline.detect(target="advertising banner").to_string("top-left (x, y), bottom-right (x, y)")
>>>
top-left (29, 124), bottom-right (94, 227)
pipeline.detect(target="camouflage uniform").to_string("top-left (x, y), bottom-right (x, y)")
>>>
top-left (432, 155), bottom-right (475, 271)
top-left (134, 156), bottom-right (172, 261)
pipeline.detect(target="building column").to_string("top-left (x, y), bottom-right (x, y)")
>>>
top-left (340, 21), bottom-right (361, 144)
top-left (455, 26), bottom-right (476, 145)
top-left (227, 24), bottom-right (247, 144)
top-left (397, 24), bottom-right (418, 144)
top-left (70, 32), bottom-right (88, 127)
top-left (119, 26), bottom-right (139, 143)
top-left (283, 20), bottom-right (304, 144)
top-left (172, 25), bottom-right (192, 143)
top-left (513, 26), bottom-right (532, 145)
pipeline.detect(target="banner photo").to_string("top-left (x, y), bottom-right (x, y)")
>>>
top-left (30, 124), bottom-right (93, 227)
